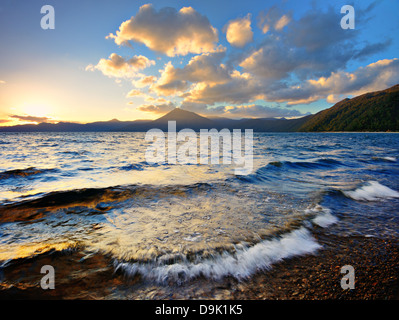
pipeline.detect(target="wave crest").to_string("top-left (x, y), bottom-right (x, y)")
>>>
top-left (344, 181), bottom-right (399, 201)
top-left (114, 227), bottom-right (321, 284)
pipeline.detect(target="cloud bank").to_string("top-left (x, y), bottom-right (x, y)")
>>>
top-left (88, 3), bottom-right (398, 118)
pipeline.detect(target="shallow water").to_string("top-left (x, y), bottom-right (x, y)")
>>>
top-left (0, 132), bottom-right (398, 298)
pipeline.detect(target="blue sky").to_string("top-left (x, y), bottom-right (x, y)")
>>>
top-left (0, 0), bottom-right (398, 124)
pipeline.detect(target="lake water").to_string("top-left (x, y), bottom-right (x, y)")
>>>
top-left (0, 132), bottom-right (398, 298)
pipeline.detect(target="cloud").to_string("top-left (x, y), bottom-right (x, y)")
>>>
top-left (353, 39), bottom-right (392, 60)
top-left (182, 69), bottom-right (264, 105)
top-left (0, 80), bottom-right (5, 84)
top-left (149, 61), bottom-right (191, 96)
top-left (10, 114), bottom-right (56, 123)
top-left (144, 96), bottom-right (168, 104)
top-left (180, 101), bottom-right (225, 115)
top-left (286, 7), bottom-right (355, 53)
top-left (181, 102), bottom-right (307, 119)
top-left (264, 58), bottom-right (399, 105)
top-left (223, 104), bottom-right (308, 118)
top-left (257, 6), bottom-right (292, 34)
top-left (137, 102), bottom-right (175, 114)
top-left (239, 38), bottom-right (300, 80)
top-left (93, 4), bottom-right (397, 116)
top-left (86, 53), bottom-right (154, 78)
top-left (108, 4), bottom-right (218, 57)
top-left (150, 48), bottom-right (230, 96)
top-left (182, 58), bottom-right (399, 107)
top-left (240, 5), bottom-right (389, 83)
top-left (224, 14), bottom-right (253, 47)
top-left (147, 48), bottom-right (265, 106)
top-left (126, 89), bottom-right (146, 97)
top-left (0, 119), bottom-right (10, 124)
top-left (274, 14), bottom-right (291, 31)
top-left (132, 75), bottom-right (157, 88)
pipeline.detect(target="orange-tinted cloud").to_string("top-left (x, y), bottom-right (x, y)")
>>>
top-left (133, 75), bottom-right (157, 88)
top-left (10, 114), bottom-right (57, 123)
top-left (86, 53), bottom-right (154, 78)
top-left (224, 14), bottom-right (253, 47)
top-left (150, 48), bottom-right (229, 97)
top-left (107, 4), bottom-right (218, 57)
top-left (265, 58), bottom-right (399, 105)
top-left (137, 102), bottom-right (175, 114)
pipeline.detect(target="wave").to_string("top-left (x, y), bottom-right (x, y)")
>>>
top-left (0, 182), bottom-right (218, 222)
top-left (0, 167), bottom-right (56, 180)
top-left (263, 158), bottom-right (344, 171)
top-left (371, 156), bottom-right (397, 162)
top-left (306, 205), bottom-right (339, 228)
top-left (114, 227), bottom-right (321, 284)
top-left (344, 181), bottom-right (399, 201)
top-left (235, 158), bottom-right (346, 185)
top-left (119, 164), bottom-right (145, 171)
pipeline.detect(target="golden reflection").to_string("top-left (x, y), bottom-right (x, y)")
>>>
top-left (0, 241), bottom-right (75, 262)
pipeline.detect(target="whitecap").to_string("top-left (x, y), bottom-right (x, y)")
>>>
top-left (305, 205), bottom-right (339, 228)
top-left (344, 181), bottom-right (399, 201)
top-left (312, 210), bottom-right (339, 228)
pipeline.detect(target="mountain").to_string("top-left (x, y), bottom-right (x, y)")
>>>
top-left (123, 108), bottom-right (215, 131)
top-left (1, 84), bottom-right (398, 132)
top-left (234, 116), bottom-right (312, 132)
top-left (0, 119), bottom-right (144, 132)
top-left (117, 108), bottom-right (311, 132)
top-left (299, 84), bottom-right (399, 132)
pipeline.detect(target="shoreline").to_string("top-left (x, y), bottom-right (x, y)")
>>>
top-left (231, 231), bottom-right (399, 300)
top-left (1, 229), bottom-right (398, 300)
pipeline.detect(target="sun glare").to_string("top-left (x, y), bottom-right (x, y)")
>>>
top-left (21, 102), bottom-right (52, 118)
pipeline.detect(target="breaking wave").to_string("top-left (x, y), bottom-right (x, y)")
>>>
top-left (114, 227), bottom-right (321, 284)
top-left (344, 181), bottom-right (399, 201)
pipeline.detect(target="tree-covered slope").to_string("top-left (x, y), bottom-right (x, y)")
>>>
top-left (299, 84), bottom-right (399, 132)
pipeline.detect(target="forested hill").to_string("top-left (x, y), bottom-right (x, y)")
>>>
top-left (299, 84), bottom-right (399, 132)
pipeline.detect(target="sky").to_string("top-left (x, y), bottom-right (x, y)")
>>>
top-left (0, 0), bottom-right (398, 125)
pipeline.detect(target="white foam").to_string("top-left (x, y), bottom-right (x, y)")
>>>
top-left (312, 210), bottom-right (339, 228)
top-left (344, 181), bottom-right (399, 201)
top-left (114, 227), bottom-right (321, 284)
top-left (306, 205), bottom-right (339, 228)
top-left (383, 157), bottom-right (396, 162)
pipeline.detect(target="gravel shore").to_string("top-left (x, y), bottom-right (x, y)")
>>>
top-left (231, 231), bottom-right (399, 300)
top-left (1, 230), bottom-right (398, 300)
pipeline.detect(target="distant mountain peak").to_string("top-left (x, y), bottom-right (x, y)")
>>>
top-left (165, 108), bottom-right (196, 117)
top-left (109, 118), bottom-right (120, 122)
top-left (155, 108), bottom-right (211, 122)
